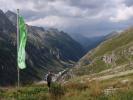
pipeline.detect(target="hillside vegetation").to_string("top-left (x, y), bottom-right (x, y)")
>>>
top-left (73, 27), bottom-right (133, 76)
top-left (0, 73), bottom-right (133, 100)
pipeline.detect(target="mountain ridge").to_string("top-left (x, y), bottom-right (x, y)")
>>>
top-left (0, 10), bottom-right (85, 86)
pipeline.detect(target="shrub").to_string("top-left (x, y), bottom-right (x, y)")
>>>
top-left (49, 83), bottom-right (66, 100)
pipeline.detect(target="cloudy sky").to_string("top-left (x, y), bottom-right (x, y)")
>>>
top-left (0, 0), bottom-right (133, 37)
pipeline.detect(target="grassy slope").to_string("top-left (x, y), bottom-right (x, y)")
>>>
top-left (73, 28), bottom-right (133, 75)
top-left (92, 28), bottom-right (133, 58)
top-left (0, 73), bottom-right (133, 100)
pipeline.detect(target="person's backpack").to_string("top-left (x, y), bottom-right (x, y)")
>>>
top-left (44, 74), bottom-right (48, 81)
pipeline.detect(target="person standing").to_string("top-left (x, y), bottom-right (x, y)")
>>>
top-left (46, 71), bottom-right (53, 88)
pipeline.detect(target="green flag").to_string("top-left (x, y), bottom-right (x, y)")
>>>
top-left (17, 16), bottom-right (27, 69)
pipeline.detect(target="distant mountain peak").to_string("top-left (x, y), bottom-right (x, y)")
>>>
top-left (0, 9), bottom-right (16, 36)
top-left (5, 10), bottom-right (17, 26)
top-left (0, 9), bottom-right (4, 14)
top-left (70, 33), bottom-right (106, 52)
top-left (6, 10), bottom-right (16, 15)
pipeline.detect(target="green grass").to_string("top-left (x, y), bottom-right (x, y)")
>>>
top-left (74, 58), bottom-right (111, 76)
top-left (0, 86), bottom-right (49, 100)
top-left (63, 73), bottom-right (133, 100)
top-left (1, 73), bottom-right (133, 100)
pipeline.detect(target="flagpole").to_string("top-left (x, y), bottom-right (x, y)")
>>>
top-left (17, 9), bottom-right (20, 88)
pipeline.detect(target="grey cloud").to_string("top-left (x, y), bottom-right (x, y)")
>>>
top-left (1, 0), bottom-right (133, 37)
top-left (124, 0), bottom-right (133, 7)
top-left (67, 0), bottom-right (107, 9)
top-left (18, 0), bottom-right (109, 18)
top-left (61, 15), bottom-right (133, 36)
top-left (20, 10), bottom-right (42, 21)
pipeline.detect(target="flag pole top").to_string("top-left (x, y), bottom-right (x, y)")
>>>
top-left (17, 9), bottom-right (19, 14)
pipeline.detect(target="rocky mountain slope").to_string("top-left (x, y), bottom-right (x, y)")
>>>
top-left (0, 10), bottom-right (17, 86)
top-left (0, 10), bottom-right (85, 86)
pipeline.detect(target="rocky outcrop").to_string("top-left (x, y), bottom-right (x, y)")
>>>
top-left (102, 52), bottom-right (116, 64)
